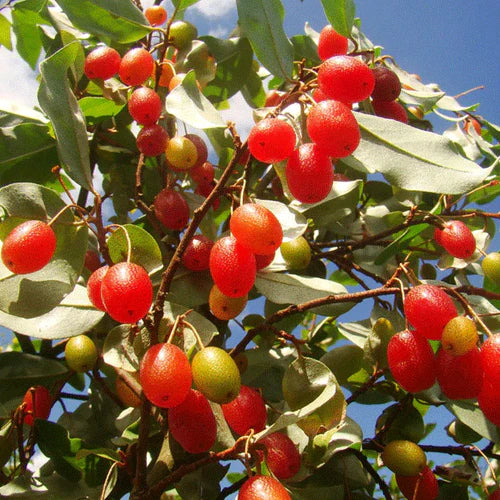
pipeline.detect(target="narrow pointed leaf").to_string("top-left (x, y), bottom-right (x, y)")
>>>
top-left (38, 42), bottom-right (93, 190)
top-left (0, 13), bottom-right (12, 50)
top-left (320, 0), bottom-right (356, 37)
top-left (236, 0), bottom-right (294, 80)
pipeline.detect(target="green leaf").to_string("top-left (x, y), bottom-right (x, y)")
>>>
top-left (172, 0), bottom-right (201, 10)
top-left (0, 284), bottom-right (105, 339)
top-left (0, 123), bottom-right (55, 168)
top-left (255, 272), bottom-right (353, 317)
top-left (291, 34), bottom-right (321, 66)
top-left (0, 183), bottom-right (88, 319)
top-left (321, 344), bottom-right (364, 386)
top-left (320, 0), bottom-right (356, 37)
top-left (337, 320), bottom-right (371, 348)
top-left (255, 199), bottom-right (308, 241)
top-left (236, 0), bottom-right (294, 80)
top-left (78, 97), bottom-right (125, 125)
top-left (38, 42), bottom-right (93, 191)
top-left (240, 67), bottom-right (266, 108)
top-left (201, 36), bottom-right (254, 103)
top-left (0, 13), bottom-right (12, 50)
top-left (55, 0), bottom-right (150, 43)
top-left (345, 113), bottom-right (493, 194)
top-left (175, 40), bottom-right (217, 87)
top-left (103, 325), bottom-right (140, 372)
top-left (165, 71), bottom-right (226, 129)
top-left (107, 224), bottom-right (162, 274)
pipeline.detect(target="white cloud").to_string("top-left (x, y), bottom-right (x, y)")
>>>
top-left (208, 24), bottom-right (230, 38)
top-left (193, 0), bottom-right (236, 19)
top-left (220, 92), bottom-right (255, 141)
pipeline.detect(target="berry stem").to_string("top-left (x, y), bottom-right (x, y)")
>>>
top-left (181, 319), bottom-right (205, 351)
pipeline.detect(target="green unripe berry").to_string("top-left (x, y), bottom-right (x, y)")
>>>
top-left (192, 346), bottom-right (241, 404)
top-left (381, 440), bottom-right (427, 476)
top-left (169, 21), bottom-right (198, 49)
top-left (280, 236), bottom-right (311, 270)
top-left (65, 335), bottom-right (98, 372)
top-left (441, 316), bottom-right (478, 356)
top-left (482, 252), bottom-right (500, 284)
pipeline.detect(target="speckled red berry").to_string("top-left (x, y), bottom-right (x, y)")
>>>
top-left (182, 234), bottom-right (214, 271)
top-left (221, 385), bottom-right (267, 435)
top-left (317, 25), bottom-right (348, 60)
top-left (128, 87), bottom-right (162, 125)
top-left (119, 48), bottom-right (154, 86)
top-left (248, 118), bottom-right (296, 164)
top-left (84, 46), bottom-right (121, 80)
top-left (372, 100), bottom-right (408, 123)
top-left (371, 66), bottom-right (402, 102)
top-left (87, 265), bottom-right (109, 312)
top-left (136, 124), bottom-right (168, 156)
top-left (153, 188), bottom-right (190, 231)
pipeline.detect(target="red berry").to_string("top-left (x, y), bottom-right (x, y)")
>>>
top-left (436, 346), bottom-right (483, 400)
top-left (396, 466), bottom-right (438, 500)
top-left (371, 67), bottom-right (402, 102)
top-left (128, 87), bottom-right (162, 125)
top-left (194, 180), bottom-right (220, 210)
top-left (136, 124), bottom-right (168, 156)
top-left (258, 432), bottom-right (301, 479)
top-left (438, 220), bottom-right (476, 259)
top-left (387, 330), bottom-right (437, 393)
top-left (1, 220), bottom-right (56, 274)
top-left (285, 143), bottom-right (334, 203)
top-left (264, 90), bottom-right (286, 107)
top-left (317, 25), bottom-right (348, 60)
top-left (230, 203), bottom-right (283, 255)
top-left (255, 251), bottom-right (275, 270)
top-left (182, 234), bottom-right (214, 271)
top-left (22, 386), bottom-right (52, 427)
top-left (239, 475), bottom-right (291, 500)
top-left (84, 249), bottom-right (101, 272)
top-left (209, 236), bottom-right (256, 298)
top-left (464, 117), bottom-right (482, 135)
top-left (184, 134), bottom-right (208, 170)
top-left (190, 161), bottom-right (215, 184)
top-left (119, 47), bottom-right (154, 86)
top-left (100, 262), bottom-right (153, 324)
top-left (145, 5), bottom-right (167, 26)
top-left (404, 285), bottom-right (457, 340)
top-left (84, 46), bottom-right (121, 80)
top-left (221, 385), bottom-right (267, 435)
top-left (247, 118), bottom-right (296, 164)
top-left (478, 379), bottom-right (500, 426)
top-left (307, 99), bottom-right (361, 158)
top-left (489, 490), bottom-right (500, 500)
top-left (481, 334), bottom-right (500, 385)
top-left (372, 99), bottom-right (408, 123)
top-left (140, 343), bottom-right (192, 408)
top-left (168, 389), bottom-right (217, 453)
top-left (433, 226), bottom-right (444, 246)
top-left (153, 188), bottom-right (190, 231)
top-left (318, 55), bottom-right (375, 104)
top-left (87, 265), bottom-right (109, 312)
top-left (271, 176), bottom-right (284, 198)
top-left (312, 87), bottom-right (329, 103)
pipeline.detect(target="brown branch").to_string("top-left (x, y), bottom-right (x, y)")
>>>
top-left (132, 399), bottom-right (152, 498)
top-left (346, 369), bottom-right (386, 404)
top-left (348, 449), bottom-right (392, 500)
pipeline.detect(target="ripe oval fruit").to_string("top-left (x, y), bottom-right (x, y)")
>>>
top-left (184, 134), bottom-right (208, 170)
top-left (182, 234), bottom-right (214, 271)
top-left (84, 46), bottom-right (121, 80)
top-left (100, 262), bottom-right (153, 324)
top-left (441, 316), bottom-right (478, 356)
top-left (209, 236), bottom-right (256, 298)
top-left (190, 161), bottom-right (215, 185)
top-left (230, 203), bottom-right (283, 255)
top-left (481, 333), bottom-right (500, 385)
top-left (139, 343), bottom-right (192, 408)
top-left (317, 25), bottom-right (348, 60)
top-left (128, 87), bottom-right (162, 125)
top-left (255, 252), bottom-right (275, 270)
top-left (436, 220), bottom-right (476, 259)
top-left (387, 330), bottom-right (437, 393)
top-left (157, 59), bottom-right (175, 88)
top-left (116, 372), bottom-right (142, 408)
top-left (372, 99), bottom-right (408, 123)
top-left (87, 265), bottom-right (109, 312)
top-left (145, 6), bottom-right (167, 26)
top-left (238, 475), bottom-right (291, 500)
top-left (169, 20), bottom-right (198, 49)
top-left (166, 136), bottom-right (198, 170)
top-left (65, 335), bottom-right (98, 373)
top-left (22, 386), bottom-right (52, 427)
top-left (84, 249), bottom-right (101, 272)
top-left (258, 432), bottom-right (301, 479)
top-left (280, 236), bottom-right (311, 270)
top-left (318, 55), bottom-right (375, 104)
top-left (371, 66), bottom-right (402, 102)
top-left (478, 379), bottom-right (500, 427)
top-left (306, 100), bottom-right (361, 158)
top-left (404, 284), bottom-right (457, 340)
top-left (221, 385), bottom-right (267, 435)
top-left (119, 47), bottom-right (154, 87)
top-left (285, 143), bottom-right (334, 203)
top-left (2, 220), bottom-right (56, 274)
top-left (153, 188), bottom-right (190, 231)
top-left (136, 124), bottom-right (168, 157)
top-left (248, 118), bottom-right (296, 164)
top-left (192, 346), bottom-right (241, 404)
top-left (396, 466), bottom-right (439, 500)
top-left (482, 252), bottom-right (500, 284)
top-left (209, 284), bottom-right (247, 320)
top-left (436, 346), bottom-right (483, 400)
top-left (381, 440), bottom-right (427, 477)
top-left (168, 389), bottom-right (217, 453)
